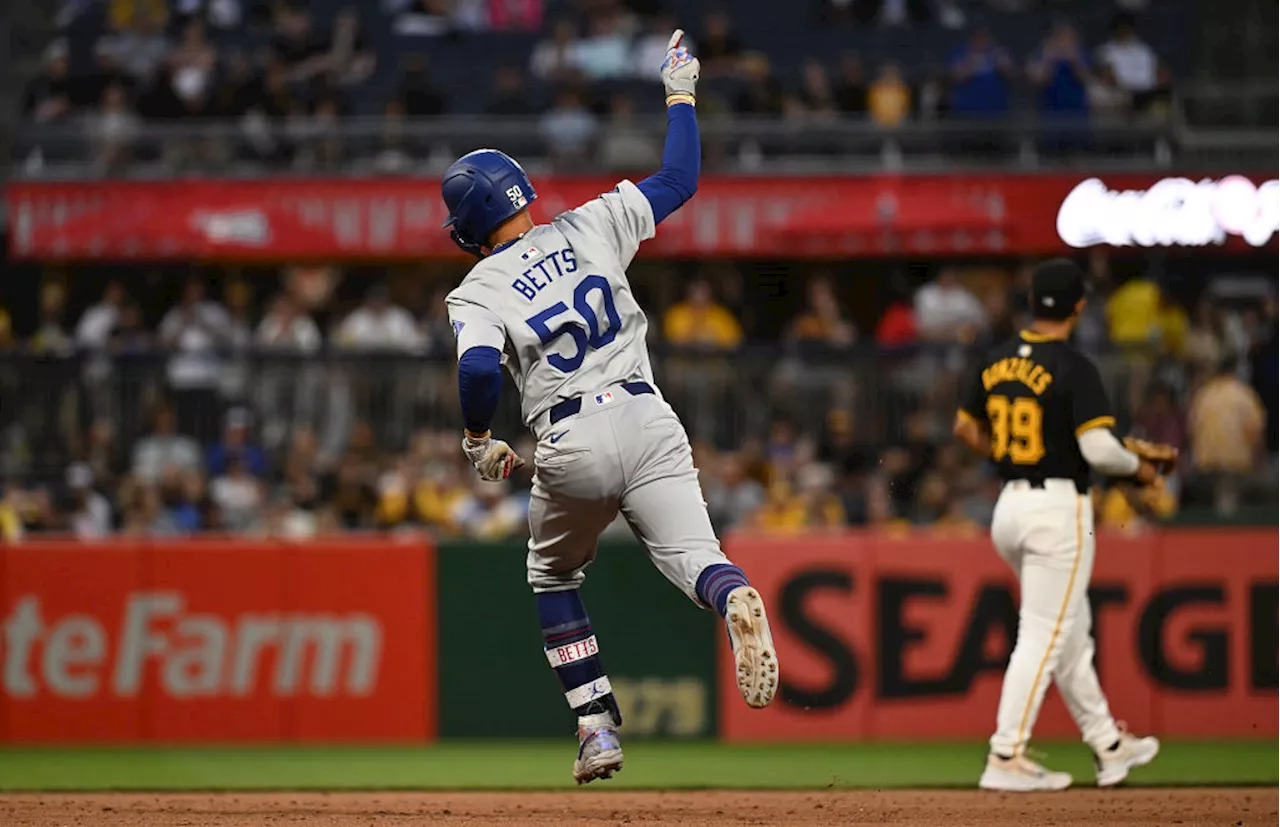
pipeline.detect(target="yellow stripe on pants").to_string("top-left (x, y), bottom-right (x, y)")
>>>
top-left (1013, 494), bottom-right (1084, 751)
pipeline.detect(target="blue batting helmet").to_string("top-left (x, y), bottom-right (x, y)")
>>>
top-left (441, 149), bottom-right (537, 257)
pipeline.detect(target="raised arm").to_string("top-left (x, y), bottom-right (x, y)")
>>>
top-left (637, 30), bottom-right (701, 225)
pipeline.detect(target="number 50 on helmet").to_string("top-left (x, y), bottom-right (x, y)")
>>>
top-left (441, 149), bottom-right (538, 258)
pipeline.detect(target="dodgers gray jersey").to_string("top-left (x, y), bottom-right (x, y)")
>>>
top-left (447, 180), bottom-right (659, 426)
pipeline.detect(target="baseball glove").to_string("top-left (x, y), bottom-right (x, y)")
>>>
top-left (1123, 437), bottom-right (1179, 475)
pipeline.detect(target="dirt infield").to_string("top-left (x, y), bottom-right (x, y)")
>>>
top-left (1, 789), bottom-right (1273, 827)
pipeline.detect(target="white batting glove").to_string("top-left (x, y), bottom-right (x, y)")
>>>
top-left (462, 431), bottom-right (525, 481)
top-left (660, 29), bottom-right (699, 105)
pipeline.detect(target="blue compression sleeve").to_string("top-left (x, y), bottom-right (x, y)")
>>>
top-left (636, 102), bottom-right (700, 225)
top-left (457, 346), bottom-right (502, 434)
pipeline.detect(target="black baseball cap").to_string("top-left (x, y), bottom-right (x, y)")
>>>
top-left (1031, 258), bottom-right (1086, 320)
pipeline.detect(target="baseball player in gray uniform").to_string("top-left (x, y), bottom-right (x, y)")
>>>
top-left (441, 30), bottom-right (778, 784)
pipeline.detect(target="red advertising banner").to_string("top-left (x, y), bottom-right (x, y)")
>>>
top-left (0, 538), bottom-right (435, 744)
top-left (721, 530), bottom-right (1278, 742)
top-left (7, 174), bottom-right (1276, 261)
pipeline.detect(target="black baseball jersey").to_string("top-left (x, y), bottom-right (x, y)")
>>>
top-left (959, 331), bottom-right (1115, 490)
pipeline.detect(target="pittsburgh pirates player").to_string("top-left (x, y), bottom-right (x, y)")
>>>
top-left (442, 30), bottom-right (777, 785)
top-left (953, 259), bottom-right (1162, 792)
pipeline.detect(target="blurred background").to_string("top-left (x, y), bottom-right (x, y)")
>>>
top-left (0, 0), bottom-right (1276, 777)
top-left (1, 0), bottom-right (1276, 544)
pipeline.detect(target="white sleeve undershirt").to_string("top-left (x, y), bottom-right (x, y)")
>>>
top-left (1077, 428), bottom-right (1141, 477)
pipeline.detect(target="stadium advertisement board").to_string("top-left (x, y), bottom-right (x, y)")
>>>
top-left (0, 539), bottom-right (435, 743)
top-left (8, 174), bottom-right (1276, 260)
top-left (436, 540), bottom-right (718, 738)
top-left (721, 530), bottom-right (1278, 742)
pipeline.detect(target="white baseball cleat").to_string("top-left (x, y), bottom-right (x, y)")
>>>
top-left (979, 753), bottom-right (1073, 792)
top-left (572, 712), bottom-right (624, 785)
top-left (725, 586), bottom-right (778, 708)
top-left (1095, 732), bottom-right (1160, 787)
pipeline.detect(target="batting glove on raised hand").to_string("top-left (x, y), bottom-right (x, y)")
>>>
top-left (462, 431), bottom-right (525, 481)
top-left (660, 29), bottom-right (699, 105)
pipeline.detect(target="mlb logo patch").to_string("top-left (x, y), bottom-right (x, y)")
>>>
top-left (505, 184), bottom-right (527, 209)
top-left (452, 320), bottom-right (465, 338)
top-left (520, 246), bottom-right (541, 261)
top-left (594, 391), bottom-right (614, 406)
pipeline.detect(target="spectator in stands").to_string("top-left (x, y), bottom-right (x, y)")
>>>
top-left (132, 404), bottom-right (202, 484)
top-left (452, 479), bottom-right (529, 539)
top-left (734, 53), bottom-right (783, 116)
top-left (393, 0), bottom-right (455, 37)
top-left (335, 284), bottom-right (423, 352)
top-left (948, 27), bottom-right (1015, 117)
top-left (632, 12), bottom-right (678, 79)
top-left (79, 37), bottom-right (135, 110)
top-left (600, 94), bottom-right (660, 171)
top-left (481, 0), bottom-right (542, 31)
top-left (868, 61), bottom-right (911, 128)
top-left (206, 407), bottom-right (269, 479)
top-left (1087, 64), bottom-right (1130, 120)
top-left (399, 56), bottom-right (447, 116)
top-left (105, 5), bottom-right (171, 85)
top-left (272, 5), bottom-right (329, 82)
top-left (32, 283), bottom-right (73, 355)
top-left (65, 463), bottom-right (113, 540)
top-left (574, 9), bottom-right (631, 80)
top-left (540, 88), bottom-right (599, 166)
top-left (876, 274), bottom-right (919, 346)
top-left (323, 8), bottom-right (376, 89)
top-left (90, 82), bottom-right (140, 174)
top-left (24, 40), bottom-right (74, 124)
top-left (915, 64), bottom-right (950, 121)
top-left (1134, 383), bottom-right (1186, 462)
top-left (530, 19), bottom-right (582, 82)
top-left (798, 59), bottom-right (838, 120)
top-left (835, 52), bottom-right (867, 116)
top-left (1095, 12), bottom-right (1167, 114)
top-left (171, 19), bottom-right (218, 113)
top-left (913, 269), bottom-right (987, 342)
top-left (704, 452), bottom-right (766, 532)
top-left (159, 276), bottom-right (235, 443)
top-left (1028, 22), bottom-right (1090, 118)
top-left (696, 10), bottom-right (744, 77)
top-left (486, 65), bottom-right (538, 116)
top-left (664, 279), bottom-right (744, 351)
top-left (76, 280), bottom-right (128, 350)
top-left (210, 455), bottom-right (266, 533)
top-left (786, 275), bottom-right (856, 347)
top-left (1187, 356), bottom-right (1267, 516)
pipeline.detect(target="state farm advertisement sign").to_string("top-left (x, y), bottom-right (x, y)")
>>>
top-left (721, 530), bottom-right (1278, 742)
top-left (0, 540), bottom-right (435, 743)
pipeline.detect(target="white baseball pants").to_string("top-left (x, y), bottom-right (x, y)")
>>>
top-left (989, 479), bottom-right (1121, 756)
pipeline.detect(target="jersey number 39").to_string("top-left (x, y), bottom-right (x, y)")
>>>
top-left (986, 395), bottom-right (1046, 464)
top-left (525, 275), bottom-right (622, 373)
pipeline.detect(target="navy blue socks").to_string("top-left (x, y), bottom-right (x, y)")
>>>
top-left (537, 589), bottom-right (621, 724)
top-left (695, 563), bottom-right (751, 617)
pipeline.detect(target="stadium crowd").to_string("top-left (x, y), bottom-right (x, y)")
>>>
top-left (0, 255), bottom-right (1273, 543)
top-left (22, 0), bottom-right (1176, 174)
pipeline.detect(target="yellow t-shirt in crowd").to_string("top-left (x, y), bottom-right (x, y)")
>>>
top-left (1105, 279), bottom-right (1160, 345)
top-left (868, 80), bottom-right (911, 127)
top-left (663, 303), bottom-right (743, 349)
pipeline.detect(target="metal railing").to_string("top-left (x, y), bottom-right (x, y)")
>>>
top-left (12, 109), bottom-right (1278, 180)
top-left (0, 343), bottom-right (1192, 480)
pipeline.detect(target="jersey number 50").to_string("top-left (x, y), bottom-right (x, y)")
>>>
top-left (525, 275), bottom-right (622, 373)
top-left (986, 395), bottom-right (1046, 464)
